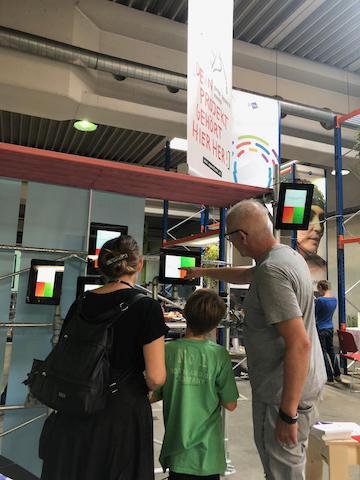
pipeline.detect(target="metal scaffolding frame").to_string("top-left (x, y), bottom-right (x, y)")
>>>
top-left (334, 108), bottom-right (360, 329)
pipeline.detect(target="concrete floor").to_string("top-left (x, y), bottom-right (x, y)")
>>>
top-left (153, 378), bottom-right (360, 479)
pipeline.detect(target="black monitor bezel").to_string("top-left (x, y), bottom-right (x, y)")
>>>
top-left (159, 247), bottom-right (201, 286)
top-left (26, 259), bottom-right (64, 305)
top-left (275, 183), bottom-right (314, 230)
top-left (87, 222), bottom-right (128, 274)
top-left (76, 275), bottom-right (104, 298)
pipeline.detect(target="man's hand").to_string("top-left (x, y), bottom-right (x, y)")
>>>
top-left (275, 417), bottom-right (298, 447)
top-left (179, 267), bottom-right (203, 279)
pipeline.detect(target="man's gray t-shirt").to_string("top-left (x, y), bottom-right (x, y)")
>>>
top-left (243, 244), bottom-right (326, 404)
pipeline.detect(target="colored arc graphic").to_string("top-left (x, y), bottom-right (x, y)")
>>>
top-left (233, 134), bottom-right (279, 187)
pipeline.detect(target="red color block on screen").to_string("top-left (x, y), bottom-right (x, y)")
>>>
top-left (352, 435), bottom-right (360, 443)
top-left (35, 282), bottom-right (45, 297)
top-left (179, 269), bottom-right (186, 279)
top-left (282, 206), bottom-right (294, 223)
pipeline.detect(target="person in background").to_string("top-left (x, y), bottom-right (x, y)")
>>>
top-left (296, 182), bottom-right (327, 284)
top-left (39, 235), bottom-right (167, 480)
top-left (182, 199), bottom-right (326, 480)
top-left (315, 280), bottom-right (341, 384)
top-left (151, 289), bottom-right (239, 480)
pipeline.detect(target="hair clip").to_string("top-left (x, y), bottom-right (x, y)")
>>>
top-left (105, 253), bottom-right (128, 266)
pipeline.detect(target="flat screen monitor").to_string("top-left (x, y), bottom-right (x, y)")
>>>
top-left (275, 183), bottom-right (314, 230)
top-left (26, 259), bottom-right (64, 305)
top-left (88, 222), bottom-right (128, 274)
top-left (159, 248), bottom-right (201, 285)
top-left (76, 276), bottom-right (103, 298)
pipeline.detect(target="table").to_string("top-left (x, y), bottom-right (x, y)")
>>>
top-left (347, 327), bottom-right (360, 350)
top-left (307, 430), bottom-right (360, 479)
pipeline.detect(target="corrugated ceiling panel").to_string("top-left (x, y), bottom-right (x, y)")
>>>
top-left (0, 111), bottom-right (180, 169)
top-left (112, 0), bottom-right (360, 73)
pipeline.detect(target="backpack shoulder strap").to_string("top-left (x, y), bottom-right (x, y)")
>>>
top-left (75, 290), bottom-right (147, 324)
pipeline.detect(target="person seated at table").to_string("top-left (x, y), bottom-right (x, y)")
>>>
top-left (315, 280), bottom-right (341, 383)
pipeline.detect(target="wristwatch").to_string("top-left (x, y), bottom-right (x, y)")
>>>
top-left (278, 408), bottom-right (299, 424)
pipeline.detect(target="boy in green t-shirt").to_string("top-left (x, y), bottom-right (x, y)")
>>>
top-left (152, 289), bottom-right (239, 480)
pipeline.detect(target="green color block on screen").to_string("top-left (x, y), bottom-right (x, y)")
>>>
top-left (180, 257), bottom-right (196, 268)
top-left (292, 207), bottom-right (305, 224)
top-left (43, 283), bottom-right (54, 297)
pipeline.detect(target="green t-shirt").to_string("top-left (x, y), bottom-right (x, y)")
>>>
top-left (155, 338), bottom-right (239, 476)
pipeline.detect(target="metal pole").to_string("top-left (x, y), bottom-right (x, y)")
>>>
top-left (219, 208), bottom-right (226, 297)
top-left (334, 119), bottom-right (346, 331)
top-left (290, 163), bottom-right (297, 250)
top-left (0, 253), bottom-right (86, 282)
top-left (0, 244), bottom-right (87, 255)
top-left (0, 323), bottom-right (52, 328)
top-left (0, 413), bottom-right (47, 437)
top-left (162, 141), bottom-right (171, 244)
top-left (84, 189), bottom-right (93, 274)
top-left (325, 169), bottom-right (329, 280)
top-left (0, 405), bottom-right (46, 411)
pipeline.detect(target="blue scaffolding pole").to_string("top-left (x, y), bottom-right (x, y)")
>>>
top-left (334, 119), bottom-right (346, 330)
top-left (162, 140), bottom-right (171, 243)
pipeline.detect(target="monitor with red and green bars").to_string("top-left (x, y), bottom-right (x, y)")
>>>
top-left (87, 222), bottom-right (128, 274)
top-left (159, 248), bottom-right (201, 285)
top-left (26, 260), bottom-right (65, 305)
top-left (275, 183), bottom-right (314, 230)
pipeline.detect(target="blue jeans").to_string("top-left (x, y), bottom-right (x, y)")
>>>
top-left (318, 328), bottom-right (341, 381)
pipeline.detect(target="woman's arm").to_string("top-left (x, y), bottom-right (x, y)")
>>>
top-left (143, 336), bottom-right (166, 391)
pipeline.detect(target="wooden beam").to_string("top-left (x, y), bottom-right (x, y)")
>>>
top-left (0, 143), bottom-right (271, 207)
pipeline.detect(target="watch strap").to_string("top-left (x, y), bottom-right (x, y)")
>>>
top-left (278, 408), bottom-right (299, 424)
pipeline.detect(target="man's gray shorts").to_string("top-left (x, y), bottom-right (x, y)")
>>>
top-left (252, 399), bottom-right (318, 480)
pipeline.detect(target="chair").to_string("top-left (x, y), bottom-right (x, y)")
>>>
top-left (337, 330), bottom-right (360, 392)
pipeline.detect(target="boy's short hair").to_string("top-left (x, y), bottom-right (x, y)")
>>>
top-left (184, 289), bottom-right (226, 335)
top-left (317, 280), bottom-right (330, 291)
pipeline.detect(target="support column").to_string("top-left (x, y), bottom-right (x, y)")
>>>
top-left (334, 120), bottom-right (346, 330)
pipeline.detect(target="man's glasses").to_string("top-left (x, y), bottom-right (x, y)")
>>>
top-left (224, 228), bottom-right (247, 240)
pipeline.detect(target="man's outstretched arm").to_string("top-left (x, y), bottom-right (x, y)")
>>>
top-left (181, 266), bottom-right (253, 285)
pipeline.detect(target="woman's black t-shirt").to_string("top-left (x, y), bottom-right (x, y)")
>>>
top-left (64, 288), bottom-right (168, 374)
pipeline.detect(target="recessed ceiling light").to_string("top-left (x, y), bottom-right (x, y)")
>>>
top-left (331, 169), bottom-right (350, 176)
top-left (170, 137), bottom-right (187, 151)
top-left (73, 120), bottom-right (98, 132)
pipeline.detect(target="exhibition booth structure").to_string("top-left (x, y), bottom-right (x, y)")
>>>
top-left (0, 141), bottom-right (270, 476)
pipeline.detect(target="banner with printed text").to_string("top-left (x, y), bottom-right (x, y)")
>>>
top-left (187, 0), bottom-right (234, 182)
top-left (232, 91), bottom-right (280, 188)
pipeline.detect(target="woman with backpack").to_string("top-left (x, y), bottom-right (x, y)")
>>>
top-left (39, 235), bottom-right (167, 480)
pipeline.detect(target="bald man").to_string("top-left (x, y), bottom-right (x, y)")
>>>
top-left (183, 199), bottom-right (326, 480)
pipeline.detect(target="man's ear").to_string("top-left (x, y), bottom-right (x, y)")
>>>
top-left (240, 231), bottom-right (247, 243)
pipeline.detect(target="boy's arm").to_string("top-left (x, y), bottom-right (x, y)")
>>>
top-left (222, 400), bottom-right (237, 411)
top-left (216, 351), bottom-right (239, 412)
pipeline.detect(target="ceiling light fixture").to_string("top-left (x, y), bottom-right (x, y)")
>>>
top-left (170, 137), bottom-right (188, 151)
top-left (331, 169), bottom-right (350, 176)
top-left (73, 120), bottom-right (98, 132)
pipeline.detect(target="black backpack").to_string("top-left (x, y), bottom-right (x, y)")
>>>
top-left (24, 291), bottom-right (146, 416)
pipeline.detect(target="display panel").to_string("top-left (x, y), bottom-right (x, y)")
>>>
top-left (76, 276), bottom-right (103, 298)
top-left (275, 183), bottom-right (314, 230)
top-left (88, 222), bottom-right (128, 274)
top-left (26, 260), bottom-right (64, 305)
top-left (159, 248), bottom-right (201, 285)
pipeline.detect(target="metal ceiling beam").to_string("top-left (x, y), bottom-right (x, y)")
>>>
top-left (0, 26), bottom-right (359, 129)
top-left (260, 0), bottom-right (326, 48)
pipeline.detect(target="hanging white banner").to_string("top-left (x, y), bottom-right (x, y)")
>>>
top-left (232, 91), bottom-right (280, 188)
top-left (187, 0), bottom-right (233, 182)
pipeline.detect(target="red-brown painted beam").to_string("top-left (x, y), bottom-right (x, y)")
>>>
top-left (0, 143), bottom-right (270, 207)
